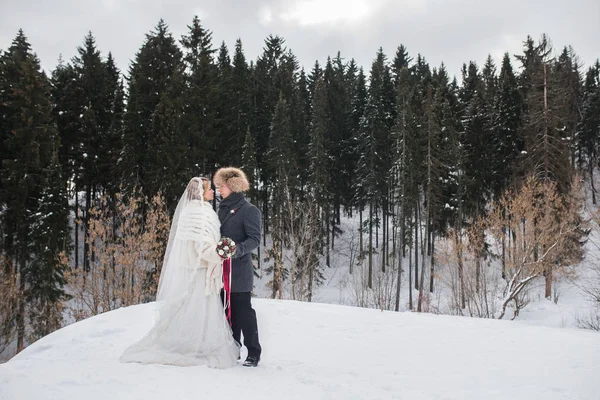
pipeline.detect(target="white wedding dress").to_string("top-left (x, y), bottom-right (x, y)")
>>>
top-left (120, 179), bottom-right (239, 368)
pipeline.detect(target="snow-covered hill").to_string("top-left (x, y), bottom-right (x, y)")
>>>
top-left (1, 299), bottom-right (598, 400)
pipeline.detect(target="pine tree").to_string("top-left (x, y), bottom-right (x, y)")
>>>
top-left (408, 54), bottom-right (432, 291)
top-left (578, 61), bottom-right (600, 203)
top-left (227, 39), bottom-right (252, 167)
top-left (0, 31), bottom-right (67, 352)
top-left (391, 63), bottom-right (414, 308)
top-left (307, 60), bottom-right (323, 97)
top-left (392, 45), bottom-right (411, 88)
top-left (241, 127), bottom-right (258, 203)
top-left (342, 59), bottom-right (361, 214)
top-left (100, 52), bottom-right (125, 199)
top-left (328, 53), bottom-right (353, 224)
top-left (71, 32), bottom-right (121, 270)
top-left (424, 64), bottom-right (460, 295)
top-left (266, 96), bottom-right (296, 298)
top-left (491, 53), bottom-right (523, 197)
top-left (277, 50), bottom-right (305, 200)
top-left (50, 57), bottom-right (85, 269)
top-left (460, 61), bottom-right (491, 218)
top-left (295, 68), bottom-right (311, 190)
top-left (356, 48), bottom-right (396, 284)
top-left (180, 16), bottom-right (218, 176)
top-left (50, 58), bottom-right (81, 193)
top-left (72, 32), bottom-right (119, 195)
top-left (309, 79), bottom-right (330, 197)
top-left (28, 151), bottom-right (70, 340)
top-left (122, 20), bottom-right (185, 210)
top-left (516, 35), bottom-right (576, 299)
top-left (251, 35), bottom-right (287, 236)
top-left (309, 76), bottom-right (331, 266)
top-left (214, 41), bottom-right (239, 166)
top-left (516, 35), bottom-right (572, 193)
top-left (554, 46), bottom-right (583, 169)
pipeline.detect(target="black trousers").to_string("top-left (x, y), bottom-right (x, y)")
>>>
top-left (222, 291), bottom-right (262, 358)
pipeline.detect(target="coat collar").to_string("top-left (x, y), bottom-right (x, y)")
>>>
top-left (219, 193), bottom-right (247, 228)
top-left (219, 192), bottom-right (245, 209)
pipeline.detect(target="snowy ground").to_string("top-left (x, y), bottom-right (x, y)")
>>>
top-left (1, 299), bottom-right (599, 400)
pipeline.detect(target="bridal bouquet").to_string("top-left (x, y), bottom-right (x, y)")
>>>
top-left (216, 237), bottom-right (236, 259)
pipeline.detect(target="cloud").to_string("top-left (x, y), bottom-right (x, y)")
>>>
top-left (0, 0), bottom-right (597, 81)
top-left (279, 0), bottom-right (372, 26)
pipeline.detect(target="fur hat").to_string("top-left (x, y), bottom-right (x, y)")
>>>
top-left (214, 167), bottom-right (250, 193)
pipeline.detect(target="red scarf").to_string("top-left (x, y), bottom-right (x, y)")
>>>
top-left (223, 258), bottom-right (232, 326)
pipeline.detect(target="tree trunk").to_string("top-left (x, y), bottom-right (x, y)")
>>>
top-left (475, 253), bottom-right (481, 295)
top-left (326, 207), bottom-right (330, 268)
top-left (263, 189), bottom-right (268, 246)
top-left (375, 202), bottom-right (379, 249)
top-left (543, 63), bottom-right (549, 183)
top-left (395, 214), bottom-right (404, 312)
top-left (307, 236), bottom-right (315, 302)
top-left (475, 202), bottom-right (481, 294)
top-left (414, 203), bottom-right (419, 290)
top-left (429, 233), bottom-right (435, 293)
top-left (84, 186), bottom-right (91, 271)
top-left (368, 201), bottom-right (373, 289)
top-left (359, 208), bottom-right (364, 261)
top-left (417, 235), bottom-right (427, 313)
top-left (381, 198), bottom-right (386, 273)
top-left (16, 265), bottom-right (25, 353)
top-left (331, 217), bottom-right (335, 251)
top-left (591, 161), bottom-right (596, 205)
top-left (545, 264), bottom-right (553, 299)
top-left (408, 238), bottom-right (413, 310)
top-left (501, 208), bottom-right (506, 280)
top-left (385, 190), bottom-right (394, 267)
top-left (455, 228), bottom-right (466, 310)
top-left (75, 190), bottom-right (79, 269)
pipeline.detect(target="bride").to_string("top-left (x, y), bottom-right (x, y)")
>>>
top-left (120, 177), bottom-right (240, 368)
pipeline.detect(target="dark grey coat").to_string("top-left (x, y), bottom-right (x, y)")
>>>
top-left (217, 193), bottom-right (261, 293)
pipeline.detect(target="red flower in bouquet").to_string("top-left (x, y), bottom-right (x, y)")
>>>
top-left (216, 237), bottom-right (236, 259)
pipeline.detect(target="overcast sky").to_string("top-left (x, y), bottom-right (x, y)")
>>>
top-left (1, 0), bottom-right (598, 80)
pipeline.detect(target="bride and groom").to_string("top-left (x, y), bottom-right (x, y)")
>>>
top-left (120, 167), bottom-right (262, 368)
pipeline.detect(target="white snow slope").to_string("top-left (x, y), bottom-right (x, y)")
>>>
top-left (1, 299), bottom-right (598, 400)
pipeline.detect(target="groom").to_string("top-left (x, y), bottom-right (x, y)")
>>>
top-left (214, 167), bottom-right (262, 367)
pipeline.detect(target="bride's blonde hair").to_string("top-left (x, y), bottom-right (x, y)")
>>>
top-left (186, 177), bottom-right (211, 201)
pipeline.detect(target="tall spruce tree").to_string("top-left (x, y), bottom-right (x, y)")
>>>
top-left (578, 61), bottom-right (600, 202)
top-left (517, 35), bottom-right (572, 193)
top-left (491, 53), bottom-right (523, 196)
top-left (554, 46), bottom-right (583, 169)
top-left (309, 77), bottom-right (331, 267)
top-left (0, 31), bottom-right (68, 351)
top-left (517, 35), bottom-right (577, 299)
top-left (356, 48), bottom-right (396, 284)
top-left (28, 150), bottom-right (70, 340)
top-left (459, 62), bottom-right (491, 218)
top-left (392, 45), bottom-right (411, 88)
top-left (122, 20), bottom-right (185, 210)
top-left (266, 96), bottom-right (296, 298)
top-left (100, 52), bottom-right (125, 198)
top-left (71, 32), bottom-right (121, 269)
top-left (251, 35), bottom-right (287, 235)
top-left (214, 41), bottom-right (239, 166)
top-left (226, 39), bottom-right (252, 167)
top-left (391, 63), bottom-right (414, 308)
top-left (50, 58), bottom-right (84, 269)
top-left (295, 68), bottom-right (312, 190)
top-left (180, 16), bottom-right (218, 177)
top-left (406, 54), bottom-right (432, 290)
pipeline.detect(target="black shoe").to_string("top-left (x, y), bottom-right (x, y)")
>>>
top-left (243, 356), bottom-right (260, 367)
